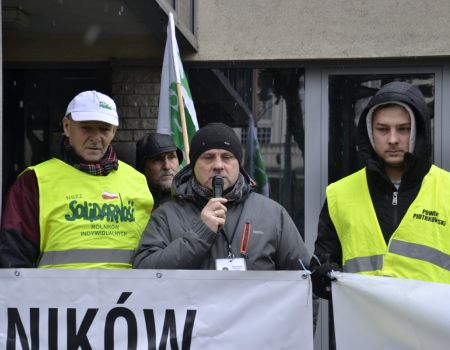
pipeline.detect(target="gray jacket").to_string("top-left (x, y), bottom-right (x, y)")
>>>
top-left (133, 166), bottom-right (310, 270)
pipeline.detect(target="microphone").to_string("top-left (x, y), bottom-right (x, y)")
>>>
top-left (212, 175), bottom-right (224, 198)
top-left (212, 175), bottom-right (225, 234)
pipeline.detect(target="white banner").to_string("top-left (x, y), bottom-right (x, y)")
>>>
top-left (0, 269), bottom-right (313, 349)
top-left (332, 272), bottom-right (450, 350)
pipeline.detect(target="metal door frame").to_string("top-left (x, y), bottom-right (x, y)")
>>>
top-left (304, 62), bottom-right (445, 350)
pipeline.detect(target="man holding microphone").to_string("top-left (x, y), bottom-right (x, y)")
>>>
top-left (133, 122), bottom-right (310, 270)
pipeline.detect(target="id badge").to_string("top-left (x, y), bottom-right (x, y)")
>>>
top-left (215, 258), bottom-right (247, 271)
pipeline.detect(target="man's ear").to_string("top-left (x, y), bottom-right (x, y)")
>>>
top-left (62, 116), bottom-right (70, 137)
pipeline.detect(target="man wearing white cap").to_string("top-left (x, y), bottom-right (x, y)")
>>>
top-left (311, 81), bottom-right (450, 300)
top-left (0, 90), bottom-right (153, 268)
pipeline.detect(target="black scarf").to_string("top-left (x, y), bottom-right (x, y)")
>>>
top-left (190, 173), bottom-right (247, 204)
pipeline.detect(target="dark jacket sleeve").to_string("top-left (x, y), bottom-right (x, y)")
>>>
top-left (277, 207), bottom-right (311, 270)
top-left (133, 204), bottom-right (217, 269)
top-left (312, 199), bottom-right (342, 267)
top-left (0, 170), bottom-right (40, 268)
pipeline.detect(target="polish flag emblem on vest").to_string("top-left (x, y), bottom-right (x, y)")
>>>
top-left (102, 192), bottom-right (119, 199)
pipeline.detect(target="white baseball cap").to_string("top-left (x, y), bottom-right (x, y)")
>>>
top-left (65, 90), bottom-right (119, 126)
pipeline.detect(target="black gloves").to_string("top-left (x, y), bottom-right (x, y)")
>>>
top-left (310, 254), bottom-right (342, 300)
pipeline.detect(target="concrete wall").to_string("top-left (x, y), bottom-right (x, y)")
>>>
top-left (191, 0), bottom-right (450, 61)
top-left (6, 1), bottom-right (450, 63)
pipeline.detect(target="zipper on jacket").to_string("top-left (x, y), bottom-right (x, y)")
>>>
top-left (392, 190), bottom-right (399, 228)
top-left (392, 191), bottom-right (398, 206)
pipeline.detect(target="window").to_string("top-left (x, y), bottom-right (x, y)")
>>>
top-left (241, 127), bottom-right (271, 144)
top-left (328, 74), bottom-right (435, 183)
top-left (188, 67), bottom-right (306, 237)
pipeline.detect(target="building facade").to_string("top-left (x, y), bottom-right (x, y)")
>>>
top-left (3, 1), bottom-right (450, 348)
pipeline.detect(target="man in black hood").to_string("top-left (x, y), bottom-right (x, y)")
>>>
top-left (311, 81), bottom-right (450, 299)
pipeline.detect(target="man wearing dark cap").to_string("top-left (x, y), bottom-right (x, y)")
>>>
top-left (133, 122), bottom-right (310, 270)
top-left (136, 133), bottom-right (183, 209)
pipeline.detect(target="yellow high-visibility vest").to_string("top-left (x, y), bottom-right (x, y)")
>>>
top-left (327, 165), bottom-right (450, 283)
top-left (29, 158), bottom-right (153, 268)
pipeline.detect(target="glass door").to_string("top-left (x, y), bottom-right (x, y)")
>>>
top-left (328, 72), bottom-right (436, 183)
top-left (306, 65), bottom-right (442, 350)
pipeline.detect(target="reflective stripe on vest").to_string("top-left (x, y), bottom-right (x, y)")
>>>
top-left (344, 254), bottom-right (384, 273)
top-left (389, 239), bottom-right (450, 272)
top-left (328, 165), bottom-right (450, 283)
top-left (39, 249), bottom-right (135, 266)
top-left (30, 158), bottom-right (153, 269)
top-left (327, 168), bottom-right (387, 276)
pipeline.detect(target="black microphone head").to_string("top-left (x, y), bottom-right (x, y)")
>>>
top-left (212, 175), bottom-right (224, 198)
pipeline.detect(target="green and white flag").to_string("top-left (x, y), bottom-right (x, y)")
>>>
top-left (157, 12), bottom-right (199, 164)
top-left (245, 116), bottom-right (269, 196)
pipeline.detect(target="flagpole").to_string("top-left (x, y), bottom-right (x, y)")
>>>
top-left (175, 83), bottom-right (190, 164)
top-left (169, 13), bottom-right (191, 164)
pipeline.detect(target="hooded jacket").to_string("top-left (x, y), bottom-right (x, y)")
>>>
top-left (313, 81), bottom-right (433, 266)
top-left (133, 165), bottom-right (311, 270)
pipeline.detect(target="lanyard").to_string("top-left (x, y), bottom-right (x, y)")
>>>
top-left (220, 203), bottom-right (247, 259)
top-left (219, 228), bottom-right (235, 260)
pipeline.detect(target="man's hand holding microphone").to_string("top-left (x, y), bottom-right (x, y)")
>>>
top-left (201, 175), bottom-right (228, 233)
